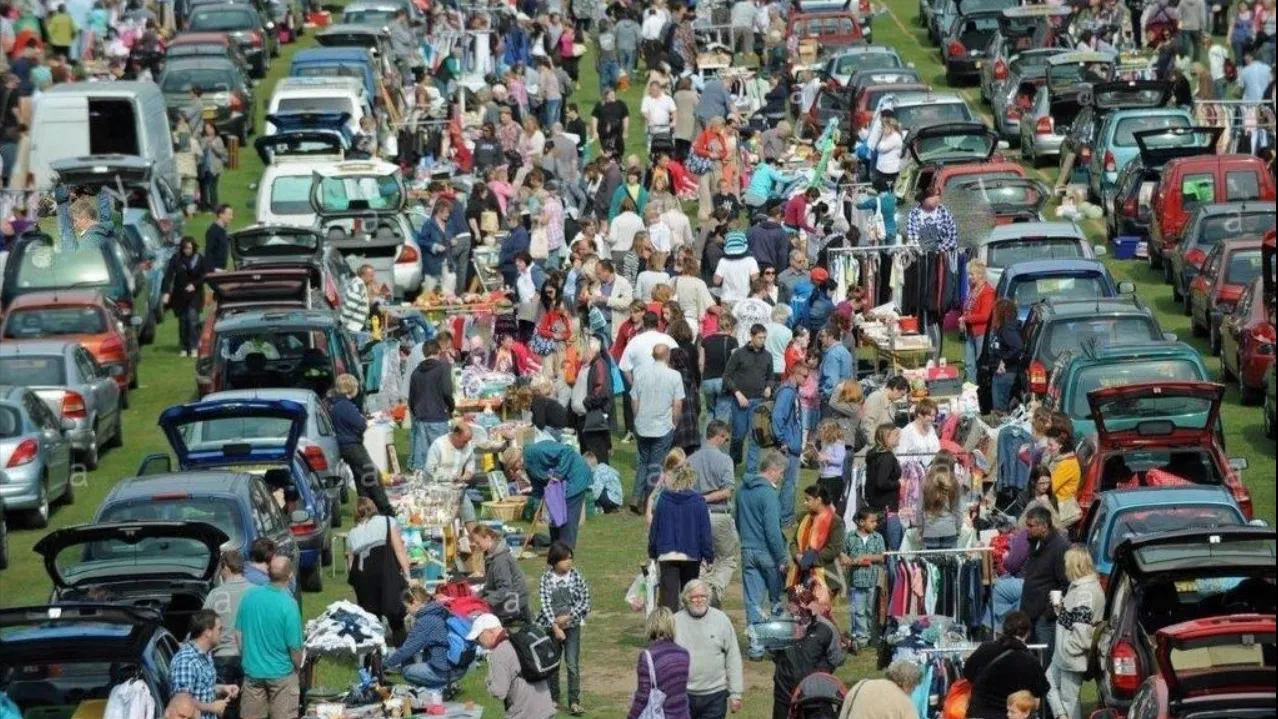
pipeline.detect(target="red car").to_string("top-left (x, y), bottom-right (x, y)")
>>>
top-left (1075, 382), bottom-right (1253, 520)
top-left (1187, 236), bottom-right (1265, 356)
top-left (0, 290), bottom-right (141, 397)
top-left (1091, 613), bottom-right (1276, 719)
top-left (901, 123), bottom-right (1023, 207)
top-left (852, 82), bottom-right (928, 136)
top-left (787, 11), bottom-right (866, 57)
top-left (1220, 276), bottom-right (1275, 405)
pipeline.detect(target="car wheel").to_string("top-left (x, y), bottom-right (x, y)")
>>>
top-left (1183, 292), bottom-right (1193, 317)
top-left (300, 566), bottom-right (323, 592)
top-left (24, 480), bottom-right (50, 529)
top-left (120, 387), bottom-right (130, 409)
top-left (1222, 353), bottom-right (1236, 382)
top-left (1191, 310), bottom-right (1207, 337)
top-left (0, 511), bottom-right (8, 571)
top-left (59, 465), bottom-right (75, 506)
top-left (321, 542), bottom-right (334, 567)
top-left (141, 314), bottom-right (157, 345)
top-left (81, 427), bottom-right (100, 472)
top-left (1265, 403), bottom-right (1275, 438)
top-left (1241, 379), bottom-right (1263, 406)
top-left (1162, 261), bottom-right (1173, 286)
top-left (1171, 278), bottom-right (1183, 302)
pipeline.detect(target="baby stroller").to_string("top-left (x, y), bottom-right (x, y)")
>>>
top-left (788, 673), bottom-right (847, 719)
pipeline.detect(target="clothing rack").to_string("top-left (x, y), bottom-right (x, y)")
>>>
top-left (917, 643), bottom-right (1047, 653)
top-left (827, 244), bottom-right (925, 256)
top-left (884, 546), bottom-right (992, 557)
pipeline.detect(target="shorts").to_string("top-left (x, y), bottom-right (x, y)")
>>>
top-left (240, 674), bottom-right (299, 719)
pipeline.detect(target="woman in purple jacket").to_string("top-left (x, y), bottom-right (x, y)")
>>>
top-left (627, 607), bottom-right (691, 719)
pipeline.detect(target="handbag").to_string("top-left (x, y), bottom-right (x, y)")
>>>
top-left (941, 648), bottom-right (1014, 719)
top-left (686, 152), bottom-right (713, 175)
top-left (543, 478), bottom-right (568, 527)
top-left (1058, 496), bottom-right (1083, 527)
top-left (530, 227), bottom-right (549, 260)
top-left (636, 649), bottom-right (668, 719)
top-left (481, 210), bottom-right (500, 235)
top-left (868, 196), bottom-right (887, 243)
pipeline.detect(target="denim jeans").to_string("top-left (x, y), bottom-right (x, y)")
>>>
top-left (598, 58), bottom-right (620, 91)
top-left (688, 690), bottom-right (729, 719)
top-left (1033, 614), bottom-right (1056, 669)
top-left (702, 377), bottom-right (732, 429)
top-left (730, 398), bottom-right (761, 465)
top-left (778, 451), bottom-right (799, 528)
top-left (964, 336), bottom-right (984, 384)
top-left (632, 430), bottom-right (674, 508)
top-left (849, 587), bottom-right (873, 642)
top-left (742, 548), bottom-right (783, 633)
top-left (176, 305), bottom-right (201, 353)
top-left (991, 577), bottom-right (1024, 633)
top-left (618, 47), bottom-right (637, 73)
top-left (542, 98), bottom-right (562, 128)
top-left (411, 420), bottom-right (451, 471)
top-left (992, 371), bottom-right (1016, 411)
top-left (550, 490), bottom-right (585, 549)
top-left (402, 662), bottom-right (466, 689)
top-left (547, 625), bottom-right (582, 706)
top-left (881, 512), bottom-right (903, 551)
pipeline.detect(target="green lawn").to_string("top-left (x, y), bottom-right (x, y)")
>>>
top-left (1, 4), bottom-right (1273, 719)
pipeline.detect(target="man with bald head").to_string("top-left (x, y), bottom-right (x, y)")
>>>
top-left (424, 421), bottom-right (481, 530)
top-left (235, 557), bottom-right (302, 719)
top-left (166, 694), bottom-right (199, 719)
top-left (630, 342), bottom-right (685, 511)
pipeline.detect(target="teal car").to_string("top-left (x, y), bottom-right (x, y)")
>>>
top-left (1045, 339), bottom-right (1210, 439)
top-left (1087, 106), bottom-right (1193, 204)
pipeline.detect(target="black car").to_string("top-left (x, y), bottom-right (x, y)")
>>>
top-left (159, 55), bottom-right (256, 141)
top-left (185, 3), bottom-right (277, 78)
top-left (940, 9), bottom-right (1003, 84)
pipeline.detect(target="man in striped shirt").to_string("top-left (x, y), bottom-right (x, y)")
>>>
top-left (341, 265), bottom-right (377, 334)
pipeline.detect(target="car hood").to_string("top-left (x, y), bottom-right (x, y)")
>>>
top-left (1155, 614), bottom-right (1276, 702)
top-left (50, 155), bottom-right (153, 188)
top-left (33, 521), bottom-right (229, 589)
top-left (1087, 381), bottom-right (1223, 446)
top-left (906, 122), bottom-right (999, 164)
top-left (159, 398), bottom-right (306, 468)
top-left (1111, 526), bottom-right (1275, 586)
top-left (206, 267), bottom-right (320, 308)
top-left (0, 604), bottom-right (164, 664)
top-left (1134, 126), bottom-right (1223, 167)
top-left (230, 225), bottom-right (323, 265)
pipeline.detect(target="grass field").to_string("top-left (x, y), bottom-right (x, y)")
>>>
top-left (0, 4), bottom-right (1273, 718)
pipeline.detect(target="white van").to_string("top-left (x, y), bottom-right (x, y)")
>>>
top-left (265, 77), bottom-right (370, 136)
top-left (30, 82), bottom-right (177, 191)
top-left (254, 127), bottom-right (347, 229)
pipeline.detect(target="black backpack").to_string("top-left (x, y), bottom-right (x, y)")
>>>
top-left (507, 625), bottom-right (561, 682)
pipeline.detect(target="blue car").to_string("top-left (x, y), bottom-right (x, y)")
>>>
top-left (254, 111), bottom-right (353, 165)
top-left (995, 258), bottom-right (1135, 322)
top-left (1087, 106), bottom-right (1193, 204)
top-left (1077, 485), bottom-right (1245, 581)
top-left (153, 398), bottom-right (332, 591)
top-left (289, 47), bottom-right (377, 100)
top-left (0, 604), bottom-right (178, 718)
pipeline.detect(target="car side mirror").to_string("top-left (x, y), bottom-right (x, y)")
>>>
top-left (1162, 332), bottom-right (1178, 342)
top-left (1229, 457), bottom-right (1249, 471)
top-left (1092, 244), bottom-right (1107, 257)
top-left (1117, 281), bottom-right (1135, 294)
top-left (290, 509), bottom-right (313, 524)
top-left (137, 453), bottom-right (173, 476)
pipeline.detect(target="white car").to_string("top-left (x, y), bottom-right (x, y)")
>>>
top-left (266, 76), bottom-right (371, 136)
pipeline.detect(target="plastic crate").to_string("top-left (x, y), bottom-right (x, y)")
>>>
top-left (1112, 235), bottom-right (1141, 260)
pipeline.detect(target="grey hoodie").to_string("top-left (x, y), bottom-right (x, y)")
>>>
top-left (482, 541), bottom-right (531, 623)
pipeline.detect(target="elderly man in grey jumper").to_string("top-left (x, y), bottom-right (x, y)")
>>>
top-left (674, 579), bottom-right (744, 719)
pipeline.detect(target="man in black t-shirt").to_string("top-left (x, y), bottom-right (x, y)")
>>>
top-left (591, 87), bottom-right (630, 158)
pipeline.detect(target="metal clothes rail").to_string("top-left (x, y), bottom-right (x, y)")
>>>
top-left (884, 546), bottom-right (993, 557)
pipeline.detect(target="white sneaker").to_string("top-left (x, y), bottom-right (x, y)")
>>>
top-left (179, 350), bottom-right (189, 357)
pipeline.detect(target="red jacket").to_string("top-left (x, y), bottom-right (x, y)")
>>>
top-left (963, 283), bottom-right (996, 338)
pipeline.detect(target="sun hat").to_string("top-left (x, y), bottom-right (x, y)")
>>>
top-left (724, 230), bottom-right (748, 257)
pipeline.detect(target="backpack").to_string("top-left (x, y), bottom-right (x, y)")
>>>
top-left (508, 625), bottom-right (561, 682)
top-left (788, 279), bottom-right (816, 330)
top-left (751, 400), bottom-right (778, 448)
top-left (445, 615), bottom-right (477, 668)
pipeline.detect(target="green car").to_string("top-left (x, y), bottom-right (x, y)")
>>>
top-left (1044, 339), bottom-right (1211, 440)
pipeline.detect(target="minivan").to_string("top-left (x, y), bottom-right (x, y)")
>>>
top-left (29, 82), bottom-right (177, 191)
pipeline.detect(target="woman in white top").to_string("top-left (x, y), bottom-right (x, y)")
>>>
top-left (670, 251), bottom-right (716, 328)
top-left (346, 498), bottom-right (413, 644)
top-left (640, 81), bottom-right (678, 149)
top-left (636, 252), bottom-right (673, 300)
top-left (897, 397), bottom-right (941, 467)
top-left (873, 116), bottom-right (904, 192)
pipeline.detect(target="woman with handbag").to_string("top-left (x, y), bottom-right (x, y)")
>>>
top-left (627, 608), bottom-right (691, 719)
top-left (1045, 546), bottom-right (1106, 719)
top-left (572, 336), bottom-right (616, 464)
top-left (1045, 423), bottom-right (1082, 527)
top-left (958, 612), bottom-right (1051, 719)
top-left (346, 498), bottom-right (413, 645)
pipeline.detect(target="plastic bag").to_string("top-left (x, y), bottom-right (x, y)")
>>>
top-left (624, 561), bottom-right (657, 612)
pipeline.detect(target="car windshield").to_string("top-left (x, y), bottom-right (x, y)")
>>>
top-left (988, 239), bottom-right (1084, 268)
top-left (1009, 273), bottom-right (1107, 306)
top-left (178, 414), bottom-right (295, 448)
top-left (315, 173), bottom-right (402, 212)
top-left (98, 498), bottom-right (245, 546)
top-left (343, 7), bottom-right (395, 24)
top-left (1198, 213), bottom-right (1276, 248)
top-left (1226, 250), bottom-right (1263, 285)
top-left (188, 8), bottom-right (255, 30)
top-left (1133, 537), bottom-right (1276, 574)
top-left (895, 102), bottom-right (973, 130)
top-left (0, 356), bottom-right (66, 386)
top-left (276, 96), bottom-right (356, 115)
top-left (0, 405), bottom-right (20, 438)
top-left (269, 175), bottom-right (314, 215)
top-left (162, 67), bottom-right (238, 92)
top-left (1104, 505), bottom-right (1244, 561)
top-left (1042, 316), bottom-right (1161, 362)
top-left (1099, 448), bottom-right (1223, 491)
top-left (913, 133), bottom-right (994, 161)
top-left (3, 307), bottom-right (108, 338)
top-left (947, 175), bottom-right (1039, 200)
top-left (1114, 115), bottom-right (1190, 146)
top-left (11, 242), bottom-right (111, 291)
top-left (1071, 360), bottom-right (1203, 417)
top-left (834, 53), bottom-right (901, 75)
top-left (50, 535), bottom-right (216, 582)
top-left (294, 64), bottom-right (365, 82)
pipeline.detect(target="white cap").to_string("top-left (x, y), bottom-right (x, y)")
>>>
top-left (466, 613), bottom-right (502, 640)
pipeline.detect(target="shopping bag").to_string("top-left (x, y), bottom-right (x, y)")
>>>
top-left (544, 478), bottom-right (568, 527)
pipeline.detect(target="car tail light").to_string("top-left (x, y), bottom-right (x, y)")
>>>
top-left (859, 0), bottom-right (870, 13)
top-left (61, 391), bottom-right (87, 420)
top-left (249, 31), bottom-right (263, 47)
top-left (1029, 360), bottom-right (1048, 395)
top-left (1103, 150), bottom-right (1116, 173)
top-left (228, 92), bottom-right (245, 112)
top-left (6, 439), bottom-right (38, 468)
top-left (396, 244), bottom-right (420, 265)
top-left (1112, 640), bottom-right (1142, 694)
top-left (1186, 248), bottom-right (1208, 269)
top-left (1035, 116), bottom-right (1053, 136)
top-left (99, 335), bottom-right (126, 358)
top-left (290, 519), bottom-right (318, 536)
top-left (116, 299), bottom-right (133, 315)
top-left (1123, 197), bottom-right (1138, 217)
top-left (948, 40), bottom-right (965, 57)
top-left (1254, 332), bottom-right (1274, 355)
top-left (1079, 146), bottom-right (1092, 164)
top-left (993, 59), bottom-right (1007, 81)
top-left (152, 492), bottom-right (192, 500)
top-left (303, 445), bottom-right (328, 472)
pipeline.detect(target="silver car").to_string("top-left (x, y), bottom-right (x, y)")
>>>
top-left (1020, 51), bottom-right (1117, 166)
top-left (987, 49), bottom-right (1068, 141)
top-left (0, 341), bottom-right (123, 472)
top-left (200, 388), bottom-right (348, 523)
top-left (0, 385), bottom-right (75, 528)
top-left (965, 220), bottom-right (1105, 286)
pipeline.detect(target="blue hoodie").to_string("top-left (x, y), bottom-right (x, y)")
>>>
top-left (649, 490), bottom-right (715, 562)
top-left (416, 217), bottom-right (449, 277)
top-left (384, 603), bottom-right (452, 674)
top-left (771, 381), bottom-right (803, 455)
top-left (735, 474), bottom-right (787, 567)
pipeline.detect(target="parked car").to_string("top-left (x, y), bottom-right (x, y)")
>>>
top-left (988, 48), bottom-right (1068, 142)
top-left (894, 122), bottom-right (1022, 208)
top-left (940, 9), bottom-right (1005, 84)
top-left (1, 231), bottom-right (155, 346)
top-left (1148, 149), bottom-right (1276, 270)
top-left (1058, 79), bottom-right (1171, 188)
top-left (166, 31), bottom-right (254, 86)
top-left (802, 68), bottom-right (922, 138)
top-left (995, 258), bottom-right (1134, 322)
top-left (1021, 54), bottom-right (1125, 166)
top-left (315, 24), bottom-right (393, 73)
top-left (0, 604), bottom-right (178, 718)
top-left (203, 388), bottom-right (347, 514)
top-left (150, 399), bottom-right (333, 590)
top-left (1220, 278), bottom-right (1275, 405)
top-left (1088, 105), bottom-right (1194, 204)
top-left (52, 154), bottom-right (185, 247)
top-left (289, 47), bottom-right (378, 103)
top-left (1106, 126), bottom-right (1223, 244)
top-left (254, 116), bottom-right (351, 228)
top-left (1188, 236), bottom-right (1265, 355)
top-left (821, 45), bottom-right (903, 88)
top-left (33, 521), bottom-right (228, 638)
top-left (787, 10), bottom-right (867, 57)
top-left (1092, 527), bottom-right (1275, 713)
top-left (341, 0), bottom-right (402, 26)
top-left (158, 55), bottom-right (256, 142)
top-left (1168, 203), bottom-right (1274, 303)
top-left (966, 220), bottom-right (1097, 286)
top-left (123, 208), bottom-right (179, 326)
top-left (864, 90), bottom-right (977, 141)
top-left (1091, 613), bottom-right (1276, 719)
top-left (0, 385), bottom-right (74, 528)
top-left (1044, 340), bottom-right (1208, 439)
top-left (196, 308), bottom-right (361, 399)
top-left (185, 3), bottom-right (276, 78)
top-left (1076, 382), bottom-right (1253, 519)
top-left (947, 177), bottom-right (1050, 227)
top-left (978, 7), bottom-right (1070, 104)
top-left (1077, 486), bottom-right (1246, 583)
top-left (228, 222), bottom-right (351, 306)
top-left (929, 0), bottom-right (1015, 46)
top-left (95, 471), bottom-right (300, 596)
top-left (1, 291), bottom-right (142, 395)
top-left (0, 341), bottom-right (123, 470)
top-left (266, 77), bottom-right (369, 137)
top-left (196, 267), bottom-right (330, 370)
top-left (849, 79), bottom-right (927, 136)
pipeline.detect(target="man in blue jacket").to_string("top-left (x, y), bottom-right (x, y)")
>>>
top-left (735, 449), bottom-right (790, 660)
top-left (384, 587), bottom-right (464, 690)
top-left (771, 361), bottom-right (808, 528)
top-left (417, 200), bottom-right (451, 293)
top-left (502, 441), bottom-right (593, 549)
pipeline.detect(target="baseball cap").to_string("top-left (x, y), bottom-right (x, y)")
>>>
top-left (466, 613), bottom-right (502, 640)
top-left (810, 268), bottom-right (830, 284)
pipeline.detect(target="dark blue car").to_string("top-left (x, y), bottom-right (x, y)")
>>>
top-left (995, 258), bottom-right (1135, 322)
